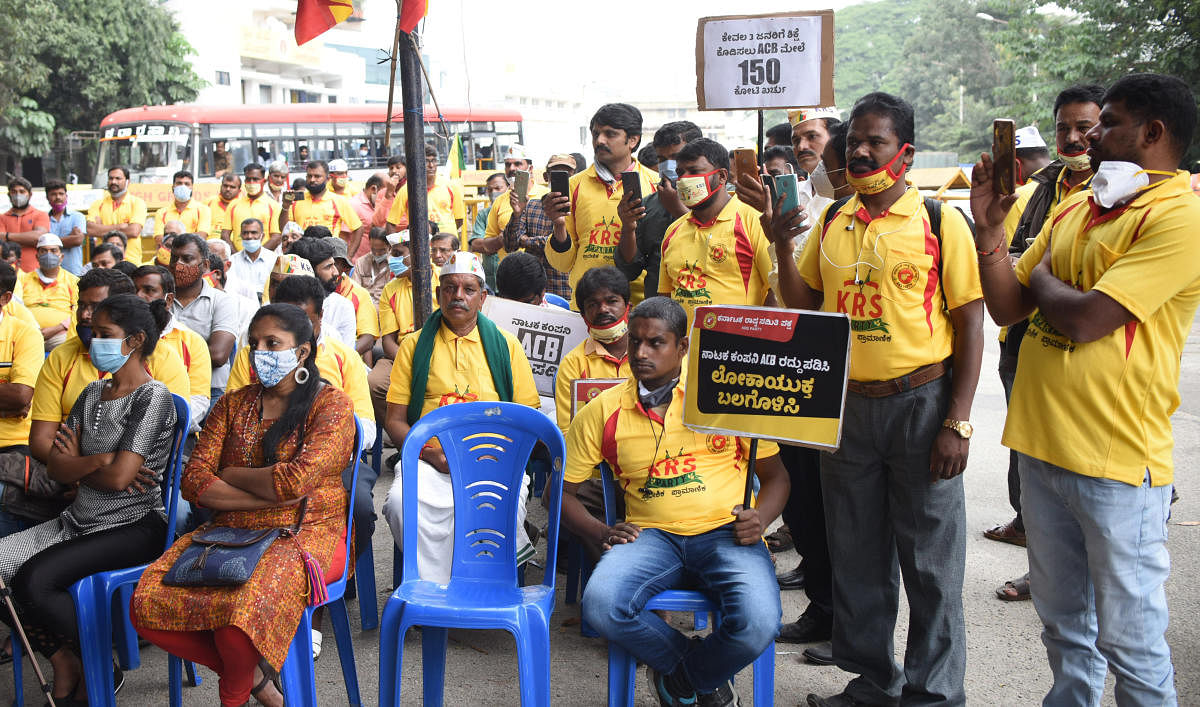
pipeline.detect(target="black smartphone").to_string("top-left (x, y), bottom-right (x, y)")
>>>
top-left (549, 171), bottom-right (570, 197)
top-left (993, 119), bottom-right (1016, 196)
top-left (764, 174), bottom-right (779, 203)
top-left (621, 171), bottom-right (641, 201)
top-left (287, 189), bottom-right (306, 201)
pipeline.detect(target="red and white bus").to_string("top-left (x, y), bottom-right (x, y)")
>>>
top-left (94, 104), bottom-right (524, 187)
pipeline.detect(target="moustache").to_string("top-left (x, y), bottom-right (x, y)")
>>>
top-left (447, 300), bottom-right (469, 310)
top-left (796, 150), bottom-right (817, 158)
top-left (1062, 143), bottom-right (1087, 153)
top-left (591, 313), bottom-right (616, 326)
top-left (848, 158), bottom-right (877, 173)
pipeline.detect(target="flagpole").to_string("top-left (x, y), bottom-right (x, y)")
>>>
top-left (382, 3), bottom-right (403, 151)
top-left (399, 28), bottom-right (433, 325)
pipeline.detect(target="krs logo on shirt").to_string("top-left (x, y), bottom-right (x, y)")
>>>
top-left (438, 385), bottom-right (479, 407)
top-left (582, 218), bottom-right (621, 256)
top-left (638, 449), bottom-right (705, 499)
top-left (836, 278), bottom-right (891, 342)
top-left (672, 261), bottom-right (712, 301)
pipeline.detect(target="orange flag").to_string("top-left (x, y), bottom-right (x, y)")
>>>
top-left (295, 0), bottom-right (354, 45)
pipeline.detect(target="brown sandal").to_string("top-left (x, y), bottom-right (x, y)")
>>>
top-left (765, 526), bottom-right (794, 553)
top-left (984, 519), bottom-right (1027, 547)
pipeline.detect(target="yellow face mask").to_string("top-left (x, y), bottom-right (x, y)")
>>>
top-left (845, 144), bottom-right (911, 195)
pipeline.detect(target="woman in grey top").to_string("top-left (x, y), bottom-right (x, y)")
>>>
top-left (0, 293), bottom-right (176, 705)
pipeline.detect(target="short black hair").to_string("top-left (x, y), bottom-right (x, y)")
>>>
top-left (387, 154), bottom-right (406, 167)
top-left (6, 176), bottom-right (31, 192)
top-left (826, 121), bottom-right (849, 169)
top-left (1016, 146), bottom-right (1051, 160)
top-left (365, 174), bottom-right (385, 190)
top-left (44, 179), bottom-right (66, 193)
top-left (172, 233), bottom-right (209, 260)
top-left (424, 144), bottom-right (438, 159)
top-left (638, 145), bottom-right (659, 168)
top-left (171, 170), bottom-right (194, 183)
top-left (239, 217), bottom-right (264, 233)
top-left (103, 230), bottom-right (128, 248)
top-left (652, 121), bottom-right (703, 150)
top-left (274, 275), bottom-right (326, 315)
top-left (629, 296), bottom-right (687, 341)
top-left (590, 103), bottom-right (643, 142)
top-left (302, 225), bottom-right (333, 240)
top-left (430, 232), bottom-right (459, 250)
top-left (306, 160), bottom-right (329, 175)
top-left (291, 177), bottom-right (307, 190)
top-left (95, 293), bottom-right (169, 358)
top-left (368, 226), bottom-right (388, 242)
top-left (765, 122), bottom-right (793, 145)
top-left (243, 162), bottom-right (265, 177)
top-left (133, 264), bottom-right (175, 294)
top-left (113, 260), bottom-right (138, 278)
top-left (108, 166), bottom-right (130, 180)
top-left (486, 172), bottom-right (506, 185)
top-left (850, 92), bottom-right (916, 147)
top-left (763, 145), bottom-right (799, 171)
top-left (0, 262), bottom-right (16, 295)
top-left (496, 252), bottom-right (546, 302)
top-left (78, 267), bottom-right (135, 297)
top-left (1103, 73), bottom-right (1197, 158)
top-left (676, 137), bottom-right (730, 171)
top-left (91, 243), bottom-right (124, 263)
top-left (1, 242), bottom-right (21, 262)
top-left (288, 235), bottom-right (334, 270)
top-left (570, 153), bottom-right (587, 173)
top-left (1053, 84), bottom-right (1106, 121)
top-left (574, 266), bottom-right (630, 310)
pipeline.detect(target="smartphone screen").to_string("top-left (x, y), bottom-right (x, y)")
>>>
top-left (775, 173), bottom-right (801, 214)
top-left (287, 189), bottom-right (306, 201)
top-left (513, 171), bottom-right (530, 201)
top-left (993, 119), bottom-right (1016, 196)
top-left (732, 148), bottom-right (758, 184)
top-left (621, 172), bottom-right (641, 202)
top-left (549, 171), bottom-right (570, 196)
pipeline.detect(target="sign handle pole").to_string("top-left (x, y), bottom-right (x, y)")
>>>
top-left (756, 110), bottom-right (765, 157)
top-left (743, 438), bottom-right (758, 509)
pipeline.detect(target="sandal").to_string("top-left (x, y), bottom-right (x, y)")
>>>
top-left (984, 519), bottom-right (1027, 547)
top-left (251, 657), bottom-right (283, 705)
top-left (765, 526), bottom-right (794, 553)
top-left (995, 573), bottom-right (1031, 601)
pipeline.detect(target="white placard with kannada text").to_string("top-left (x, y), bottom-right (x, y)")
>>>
top-left (482, 297), bottom-right (589, 397)
top-left (695, 11), bottom-right (835, 111)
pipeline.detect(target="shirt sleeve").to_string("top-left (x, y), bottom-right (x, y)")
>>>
top-left (271, 387), bottom-right (355, 500)
top-left (11, 320), bottom-right (44, 388)
top-left (554, 348), bottom-right (584, 433)
top-left (265, 201), bottom-right (281, 235)
top-left (386, 186), bottom-right (408, 227)
top-left (340, 196), bottom-right (363, 232)
top-left (30, 348), bottom-right (67, 423)
top-left (563, 390), bottom-right (606, 483)
top-left (795, 204), bottom-right (830, 293)
top-left (183, 333), bottom-right (213, 408)
top-left (130, 199), bottom-right (147, 228)
top-left (196, 203), bottom-right (213, 236)
top-left (149, 345), bottom-right (192, 400)
top-left (227, 346), bottom-right (252, 391)
top-left (937, 206), bottom-right (984, 310)
top-left (385, 332), bottom-right (419, 406)
top-left (748, 215), bottom-right (773, 298)
top-left (339, 349), bottom-right (374, 422)
top-left (182, 390), bottom-right (230, 503)
top-left (209, 291), bottom-right (240, 336)
top-left (377, 284), bottom-right (399, 336)
top-left (152, 209), bottom-right (166, 237)
top-left (1013, 211), bottom-right (1055, 287)
top-left (352, 288), bottom-right (380, 337)
top-left (86, 200), bottom-right (101, 222)
top-left (450, 182), bottom-right (466, 221)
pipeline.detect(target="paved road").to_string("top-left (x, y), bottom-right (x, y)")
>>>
top-left (5, 317), bottom-right (1198, 705)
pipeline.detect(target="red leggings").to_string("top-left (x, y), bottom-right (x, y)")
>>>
top-left (133, 623), bottom-right (262, 706)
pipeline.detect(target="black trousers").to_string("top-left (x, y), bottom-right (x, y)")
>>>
top-left (779, 444), bottom-right (832, 617)
top-left (0, 511), bottom-right (166, 656)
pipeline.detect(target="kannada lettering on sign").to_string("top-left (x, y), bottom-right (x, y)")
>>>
top-left (684, 305), bottom-right (850, 450)
top-left (695, 11), bottom-right (835, 111)
top-left (482, 297), bottom-right (589, 397)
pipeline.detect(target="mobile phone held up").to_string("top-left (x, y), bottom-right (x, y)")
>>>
top-left (774, 173), bottom-right (802, 215)
top-left (549, 171), bottom-right (570, 198)
top-left (659, 159), bottom-right (678, 187)
top-left (993, 119), bottom-right (1016, 196)
top-left (621, 171), bottom-right (642, 202)
top-left (287, 189), bottom-right (306, 201)
top-left (513, 170), bottom-right (530, 202)
top-left (732, 148), bottom-right (758, 185)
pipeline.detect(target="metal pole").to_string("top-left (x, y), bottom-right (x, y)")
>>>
top-left (756, 110), bottom-right (765, 157)
top-left (0, 573), bottom-right (56, 706)
top-left (382, 3), bottom-right (403, 151)
top-left (400, 30), bottom-right (433, 325)
top-left (743, 438), bottom-right (758, 508)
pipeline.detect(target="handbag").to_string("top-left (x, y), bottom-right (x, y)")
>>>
top-left (162, 498), bottom-right (308, 588)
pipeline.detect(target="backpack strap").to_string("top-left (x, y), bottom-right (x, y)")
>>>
top-left (820, 195), bottom-right (854, 237)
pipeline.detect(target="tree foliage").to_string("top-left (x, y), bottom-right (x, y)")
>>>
top-left (0, 0), bottom-right (204, 159)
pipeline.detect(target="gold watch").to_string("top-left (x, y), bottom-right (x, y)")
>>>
top-left (943, 419), bottom-right (973, 439)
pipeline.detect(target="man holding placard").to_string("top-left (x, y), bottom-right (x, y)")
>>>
top-left (769, 92), bottom-right (983, 707)
top-left (554, 266), bottom-right (632, 435)
top-left (564, 297), bottom-right (787, 707)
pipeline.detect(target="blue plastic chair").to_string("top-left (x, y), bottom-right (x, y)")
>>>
top-left (163, 419), bottom-right (367, 707)
top-left (378, 402), bottom-right (565, 707)
top-left (597, 466), bottom-right (775, 707)
top-left (543, 293), bottom-right (570, 309)
top-left (7, 394), bottom-right (191, 707)
top-left (349, 420), bottom-right (385, 632)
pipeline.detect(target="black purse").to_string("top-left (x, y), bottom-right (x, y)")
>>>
top-left (163, 498), bottom-right (308, 588)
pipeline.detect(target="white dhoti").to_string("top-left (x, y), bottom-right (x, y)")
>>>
top-left (383, 458), bottom-right (533, 584)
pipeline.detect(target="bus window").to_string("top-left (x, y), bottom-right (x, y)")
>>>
top-left (335, 122), bottom-right (372, 168)
top-left (205, 124), bottom-right (254, 177)
top-left (94, 126), bottom-right (192, 186)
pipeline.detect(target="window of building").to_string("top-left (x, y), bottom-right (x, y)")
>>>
top-left (216, 71), bottom-right (231, 86)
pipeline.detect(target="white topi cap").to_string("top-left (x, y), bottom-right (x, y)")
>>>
top-left (437, 251), bottom-right (486, 282)
top-left (1015, 126), bottom-right (1047, 149)
top-left (36, 233), bottom-right (63, 249)
top-left (328, 158), bottom-right (349, 173)
top-left (386, 230), bottom-right (410, 246)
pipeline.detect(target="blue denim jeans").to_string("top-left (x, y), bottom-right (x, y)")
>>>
top-left (820, 376), bottom-right (966, 706)
top-left (1018, 453), bottom-right (1175, 706)
top-left (581, 524), bottom-right (780, 692)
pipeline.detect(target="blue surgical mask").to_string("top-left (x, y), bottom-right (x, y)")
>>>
top-left (173, 185), bottom-right (192, 202)
top-left (388, 255), bottom-right (409, 276)
top-left (252, 348), bottom-right (300, 388)
top-left (90, 337), bottom-right (131, 373)
top-left (242, 238), bottom-right (261, 254)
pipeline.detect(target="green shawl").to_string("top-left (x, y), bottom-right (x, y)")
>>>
top-left (407, 310), bottom-right (514, 425)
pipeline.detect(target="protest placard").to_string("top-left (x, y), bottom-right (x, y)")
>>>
top-left (683, 305), bottom-right (850, 450)
top-left (482, 298), bottom-right (588, 397)
top-left (571, 378), bottom-right (626, 418)
top-left (695, 10), bottom-right (835, 111)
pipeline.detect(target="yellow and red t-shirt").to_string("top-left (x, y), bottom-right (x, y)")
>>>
top-left (1006, 171), bottom-right (1200, 486)
top-left (485, 183), bottom-right (550, 239)
top-left (227, 336), bottom-right (373, 423)
top-left (658, 196), bottom-right (772, 326)
top-left (31, 336), bottom-right (190, 424)
top-left (0, 313), bottom-right (46, 447)
top-left (377, 276), bottom-right (437, 338)
top-left (335, 275), bottom-right (380, 339)
top-left (564, 377), bottom-right (779, 536)
top-left (87, 194), bottom-right (148, 264)
top-left (386, 178), bottom-right (466, 237)
top-left (796, 188), bottom-right (982, 382)
top-left (19, 268), bottom-right (78, 331)
top-left (554, 337), bottom-right (631, 433)
top-left (153, 200), bottom-right (213, 238)
top-left (159, 320), bottom-right (212, 409)
top-left (545, 162), bottom-right (659, 304)
top-left (206, 196), bottom-right (239, 235)
top-left (288, 192), bottom-right (362, 236)
top-left (386, 321), bottom-right (539, 416)
top-left (226, 196), bottom-right (282, 249)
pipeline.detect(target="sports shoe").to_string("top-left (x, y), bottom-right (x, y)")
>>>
top-left (647, 665), bottom-right (696, 706)
top-left (696, 679), bottom-right (740, 706)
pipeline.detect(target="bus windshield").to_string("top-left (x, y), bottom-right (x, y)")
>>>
top-left (94, 123), bottom-right (193, 187)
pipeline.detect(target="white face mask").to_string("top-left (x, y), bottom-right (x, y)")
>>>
top-left (1089, 161), bottom-right (1174, 209)
top-left (810, 161), bottom-right (844, 200)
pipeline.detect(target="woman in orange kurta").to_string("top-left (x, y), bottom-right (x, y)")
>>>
top-left (131, 303), bottom-right (355, 707)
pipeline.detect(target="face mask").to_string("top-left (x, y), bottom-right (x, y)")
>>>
top-left (810, 161), bottom-right (846, 199)
top-left (637, 378), bottom-right (679, 410)
top-left (677, 170), bottom-right (722, 208)
top-left (372, 253), bottom-right (389, 264)
top-left (587, 308), bottom-right (629, 344)
top-left (252, 348), bottom-right (300, 388)
top-left (242, 238), bottom-right (262, 254)
top-left (172, 261), bottom-right (202, 288)
top-left (109, 187), bottom-right (128, 199)
top-left (306, 181), bottom-right (325, 196)
top-left (156, 247), bottom-right (171, 265)
top-left (90, 337), bottom-right (131, 373)
top-left (333, 177), bottom-right (347, 189)
top-left (50, 199), bottom-right (66, 213)
top-left (245, 182), bottom-right (263, 196)
top-left (173, 185), bottom-right (192, 202)
top-left (1059, 149), bottom-right (1092, 172)
top-left (76, 323), bottom-right (93, 348)
top-left (10, 194), bottom-right (28, 209)
top-left (845, 144), bottom-right (910, 195)
top-left (37, 252), bottom-right (61, 271)
top-left (388, 255), bottom-right (409, 276)
top-left (359, 149), bottom-right (369, 157)
top-left (1089, 162), bottom-right (1174, 209)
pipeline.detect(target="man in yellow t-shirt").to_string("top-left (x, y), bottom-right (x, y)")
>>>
top-left (153, 170), bottom-right (213, 246)
top-left (771, 93), bottom-right (982, 706)
top-left (86, 166), bottom-right (147, 264)
top-left (0, 261), bottom-right (49, 531)
top-left (224, 162), bottom-right (281, 250)
top-left (132, 264), bottom-right (211, 433)
top-left (563, 297), bottom-right (785, 706)
top-left (545, 104), bottom-right (659, 307)
top-left (279, 161), bottom-right (363, 256)
top-left (20, 233), bottom-right (79, 351)
top-left (554, 267), bottom-right (631, 434)
top-left (380, 252), bottom-right (538, 583)
top-left (385, 144), bottom-right (466, 239)
top-left (206, 173), bottom-right (242, 236)
top-left (972, 74), bottom-right (1196, 705)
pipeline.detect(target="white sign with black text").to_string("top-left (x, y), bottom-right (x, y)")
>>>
top-left (482, 298), bottom-right (589, 397)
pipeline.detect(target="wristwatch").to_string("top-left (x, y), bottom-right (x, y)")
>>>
top-left (943, 419), bottom-right (973, 439)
